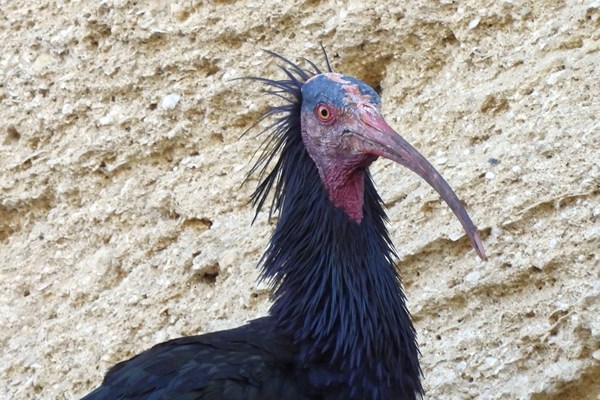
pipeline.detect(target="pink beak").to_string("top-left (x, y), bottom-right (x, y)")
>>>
top-left (353, 103), bottom-right (487, 260)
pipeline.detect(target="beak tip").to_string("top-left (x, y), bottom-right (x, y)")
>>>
top-left (473, 233), bottom-right (487, 261)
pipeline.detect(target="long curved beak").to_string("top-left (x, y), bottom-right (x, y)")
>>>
top-left (353, 104), bottom-right (487, 260)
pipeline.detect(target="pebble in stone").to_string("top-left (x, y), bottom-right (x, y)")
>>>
top-left (161, 94), bottom-right (181, 110)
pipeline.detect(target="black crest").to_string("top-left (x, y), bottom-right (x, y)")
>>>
top-left (243, 49), bottom-right (333, 221)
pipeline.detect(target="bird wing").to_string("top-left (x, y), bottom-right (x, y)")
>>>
top-left (81, 318), bottom-right (315, 400)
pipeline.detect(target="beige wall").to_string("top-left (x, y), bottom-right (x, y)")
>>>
top-left (1, 1), bottom-right (598, 399)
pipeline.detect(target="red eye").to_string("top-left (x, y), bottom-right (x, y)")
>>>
top-left (316, 104), bottom-right (334, 122)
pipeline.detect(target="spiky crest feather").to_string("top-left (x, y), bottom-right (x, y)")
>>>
top-left (246, 51), bottom-right (423, 400)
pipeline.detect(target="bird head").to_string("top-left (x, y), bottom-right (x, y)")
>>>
top-left (300, 73), bottom-right (383, 176)
top-left (300, 72), bottom-right (486, 260)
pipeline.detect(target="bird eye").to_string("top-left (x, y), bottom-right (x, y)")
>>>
top-left (316, 104), bottom-right (334, 122)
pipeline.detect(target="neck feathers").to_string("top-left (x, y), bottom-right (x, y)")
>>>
top-left (259, 140), bottom-right (422, 399)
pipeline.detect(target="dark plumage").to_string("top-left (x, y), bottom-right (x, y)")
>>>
top-left (81, 50), bottom-right (485, 400)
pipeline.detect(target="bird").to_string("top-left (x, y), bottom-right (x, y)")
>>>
top-left (81, 49), bottom-right (486, 400)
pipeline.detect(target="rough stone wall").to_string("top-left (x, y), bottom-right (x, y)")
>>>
top-left (1, 1), bottom-right (598, 399)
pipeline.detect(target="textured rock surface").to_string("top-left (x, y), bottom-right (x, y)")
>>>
top-left (1, 1), bottom-right (599, 399)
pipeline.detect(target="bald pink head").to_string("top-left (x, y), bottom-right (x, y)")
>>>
top-left (300, 73), bottom-right (486, 260)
